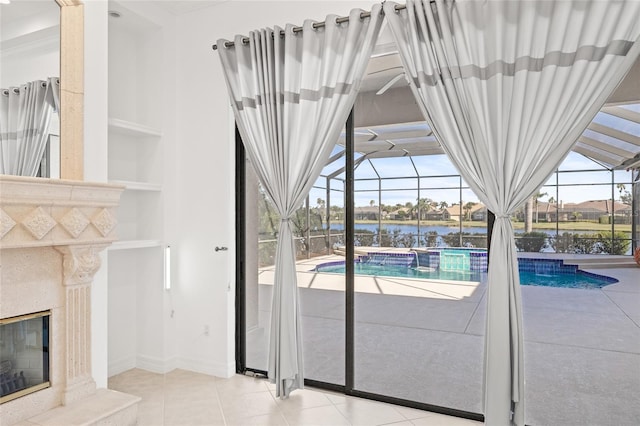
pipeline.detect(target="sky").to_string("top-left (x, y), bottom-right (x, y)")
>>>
top-left (310, 101), bottom-right (640, 209)
top-left (312, 151), bottom-right (634, 209)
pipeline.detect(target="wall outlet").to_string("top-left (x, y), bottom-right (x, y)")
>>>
top-left (204, 325), bottom-right (210, 336)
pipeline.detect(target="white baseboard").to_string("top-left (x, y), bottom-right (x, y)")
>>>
top-left (108, 355), bottom-right (136, 377)
top-left (176, 357), bottom-right (235, 378)
top-left (109, 354), bottom-right (233, 379)
top-left (136, 354), bottom-right (177, 374)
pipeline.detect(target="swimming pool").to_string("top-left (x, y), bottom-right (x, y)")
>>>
top-left (314, 252), bottom-right (618, 289)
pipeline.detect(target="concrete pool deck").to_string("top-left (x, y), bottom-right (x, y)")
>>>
top-left (252, 253), bottom-right (639, 425)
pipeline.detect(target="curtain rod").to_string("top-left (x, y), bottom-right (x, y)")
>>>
top-left (211, 3), bottom-right (408, 51)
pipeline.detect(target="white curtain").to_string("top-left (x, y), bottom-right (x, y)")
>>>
top-left (0, 77), bottom-right (60, 176)
top-left (217, 6), bottom-right (382, 397)
top-left (383, 0), bottom-right (640, 424)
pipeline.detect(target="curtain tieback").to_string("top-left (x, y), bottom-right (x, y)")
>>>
top-left (495, 214), bottom-right (510, 219)
top-left (281, 218), bottom-right (290, 223)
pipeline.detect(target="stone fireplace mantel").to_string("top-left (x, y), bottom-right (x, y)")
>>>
top-left (0, 176), bottom-right (138, 425)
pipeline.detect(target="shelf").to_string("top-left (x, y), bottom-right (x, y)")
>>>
top-left (108, 118), bottom-right (162, 138)
top-left (109, 240), bottom-right (162, 251)
top-left (109, 180), bottom-right (162, 192)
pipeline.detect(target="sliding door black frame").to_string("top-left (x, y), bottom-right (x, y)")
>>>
top-left (234, 113), bottom-right (484, 422)
top-left (235, 127), bottom-right (246, 374)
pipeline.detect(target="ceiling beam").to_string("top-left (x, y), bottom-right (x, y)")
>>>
top-left (572, 144), bottom-right (622, 167)
top-left (600, 106), bottom-right (640, 124)
top-left (578, 136), bottom-right (638, 159)
top-left (587, 123), bottom-right (640, 147)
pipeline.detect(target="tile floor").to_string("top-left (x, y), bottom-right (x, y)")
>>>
top-left (108, 369), bottom-right (481, 426)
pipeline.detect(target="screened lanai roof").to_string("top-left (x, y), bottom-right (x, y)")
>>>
top-left (348, 102), bottom-right (640, 168)
top-left (326, 46), bottom-right (640, 177)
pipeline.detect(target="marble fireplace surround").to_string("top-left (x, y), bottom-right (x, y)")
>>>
top-left (0, 176), bottom-right (138, 425)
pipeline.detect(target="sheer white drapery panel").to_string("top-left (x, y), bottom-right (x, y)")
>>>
top-left (383, 0), bottom-right (640, 424)
top-left (0, 77), bottom-right (59, 176)
top-left (217, 6), bottom-right (383, 397)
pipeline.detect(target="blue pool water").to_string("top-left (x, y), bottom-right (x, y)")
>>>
top-left (518, 271), bottom-right (614, 289)
top-left (318, 263), bottom-right (484, 282)
top-left (314, 252), bottom-right (618, 289)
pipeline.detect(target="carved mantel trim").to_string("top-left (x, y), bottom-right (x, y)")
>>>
top-left (0, 176), bottom-right (124, 250)
top-left (56, 244), bottom-right (109, 286)
top-left (0, 176), bottom-right (124, 418)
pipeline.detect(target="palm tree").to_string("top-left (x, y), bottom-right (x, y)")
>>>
top-left (524, 191), bottom-right (547, 231)
top-left (617, 183), bottom-right (632, 205)
top-left (546, 196), bottom-right (555, 222)
top-left (534, 191), bottom-right (547, 224)
top-left (404, 201), bottom-right (415, 220)
top-left (417, 198), bottom-right (435, 220)
top-left (463, 201), bottom-right (476, 221)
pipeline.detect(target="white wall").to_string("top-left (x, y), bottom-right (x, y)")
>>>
top-left (84, 0), bottom-right (110, 389)
top-left (103, 0), bottom-right (179, 377)
top-left (0, 1), bottom-right (59, 87)
top-left (173, 0), bottom-right (373, 378)
top-left (84, 0), bottom-right (376, 383)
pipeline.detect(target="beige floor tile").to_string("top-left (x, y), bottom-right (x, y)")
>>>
top-left (109, 369), bottom-right (483, 426)
top-left (393, 405), bottom-right (433, 421)
top-left (269, 387), bottom-right (333, 412)
top-left (215, 374), bottom-right (271, 396)
top-left (224, 412), bottom-right (288, 426)
top-left (136, 402), bottom-right (166, 426)
top-left (163, 406), bottom-right (225, 426)
top-left (281, 405), bottom-right (351, 426)
top-left (334, 398), bottom-right (407, 425)
top-left (318, 389), bottom-right (350, 405)
top-left (410, 412), bottom-right (482, 425)
top-left (217, 391), bottom-right (279, 421)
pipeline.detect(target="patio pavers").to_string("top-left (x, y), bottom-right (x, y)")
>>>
top-left (251, 256), bottom-right (639, 425)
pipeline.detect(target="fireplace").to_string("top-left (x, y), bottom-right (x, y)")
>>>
top-left (0, 311), bottom-right (51, 403)
top-left (0, 176), bottom-right (139, 426)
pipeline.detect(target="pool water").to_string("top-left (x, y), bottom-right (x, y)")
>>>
top-left (319, 263), bottom-right (484, 282)
top-left (518, 271), bottom-right (614, 289)
top-left (315, 263), bottom-right (617, 289)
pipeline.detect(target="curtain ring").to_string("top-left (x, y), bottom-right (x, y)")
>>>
top-left (2, 89), bottom-right (9, 97)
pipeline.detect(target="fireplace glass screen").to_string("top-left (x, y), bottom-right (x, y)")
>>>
top-left (0, 311), bottom-right (50, 404)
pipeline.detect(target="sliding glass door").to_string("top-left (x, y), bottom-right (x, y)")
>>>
top-left (240, 128), bottom-right (347, 387)
top-left (238, 112), bottom-right (485, 419)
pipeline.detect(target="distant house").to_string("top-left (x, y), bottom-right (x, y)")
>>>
top-left (424, 209), bottom-right (448, 221)
top-left (558, 199), bottom-right (631, 222)
top-left (446, 205), bottom-right (464, 222)
top-left (446, 203), bottom-right (486, 222)
top-left (470, 206), bottom-right (488, 221)
top-left (515, 201), bottom-right (558, 222)
top-left (388, 208), bottom-right (410, 220)
top-left (354, 206), bottom-right (380, 221)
